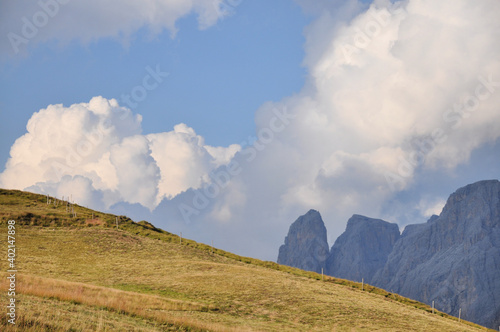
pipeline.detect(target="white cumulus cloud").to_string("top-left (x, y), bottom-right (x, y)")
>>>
top-left (0, 96), bottom-right (240, 210)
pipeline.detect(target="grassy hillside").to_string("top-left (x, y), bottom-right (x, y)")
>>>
top-left (0, 189), bottom-right (493, 331)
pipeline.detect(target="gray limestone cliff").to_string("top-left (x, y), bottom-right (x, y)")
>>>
top-left (326, 215), bottom-right (400, 283)
top-left (277, 180), bottom-right (500, 328)
top-left (277, 209), bottom-right (329, 274)
top-left (372, 179), bottom-right (500, 329)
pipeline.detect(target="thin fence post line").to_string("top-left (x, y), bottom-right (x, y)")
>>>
top-left (116, 217), bottom-right (119, 229)
top-left (432, 301), bottom-right (434, 314)
top-left (458, 308), bottom-right (461, 322)
top-left (180, 232), bottom-right (182, 244)
top-left (362, 278), bottom-right (364, 291)
top-left (321, 268), bottom-right (324, 281)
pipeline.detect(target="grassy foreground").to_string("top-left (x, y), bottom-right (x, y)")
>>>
top-left (0, 189), bottom-right (494, 331)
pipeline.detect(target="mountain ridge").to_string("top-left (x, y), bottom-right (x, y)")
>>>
top-left (278, 179), bottom-right (500, 329)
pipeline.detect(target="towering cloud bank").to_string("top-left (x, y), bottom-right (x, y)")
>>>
top-left (208, 0), bottom-right (500, 256)
top-left (263, 0), bottom-right (500, 210)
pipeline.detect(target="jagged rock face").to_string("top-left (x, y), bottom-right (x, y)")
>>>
top-left (277, 209), bottom-right (329, 274)
top-left (326, 215), bottom-right (400, 283)
top-left (372, 180), bottom-right (500, 329)
top-left (277, 180), bottom-right (500, 328)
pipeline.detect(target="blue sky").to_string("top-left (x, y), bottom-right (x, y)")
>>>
top-left (1, 0), bottom-right (500, 260)
top-left (1, 0), bottom-right (308, 169)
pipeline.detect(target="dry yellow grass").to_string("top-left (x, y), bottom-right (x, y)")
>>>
top-left (0, 292), bottom-right (167, 331)
top-left (0, 274), bottom-right (239, 332)
top-left (3, 273), bottom-right (208, 312)
top-left (0, 226), bottom-right (492, 331)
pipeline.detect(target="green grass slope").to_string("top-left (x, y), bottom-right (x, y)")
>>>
top-left (0, 189), bottom-right (493, 331)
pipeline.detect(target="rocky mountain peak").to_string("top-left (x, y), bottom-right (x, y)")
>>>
top-left (277, 180), bottom-right (500, 328)
top-left (277, 209), bottom-right (329, 274)
top-left (373, 179), bottom-right (500, 328)
top-left (326, 214), bottom-right (400, 283)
